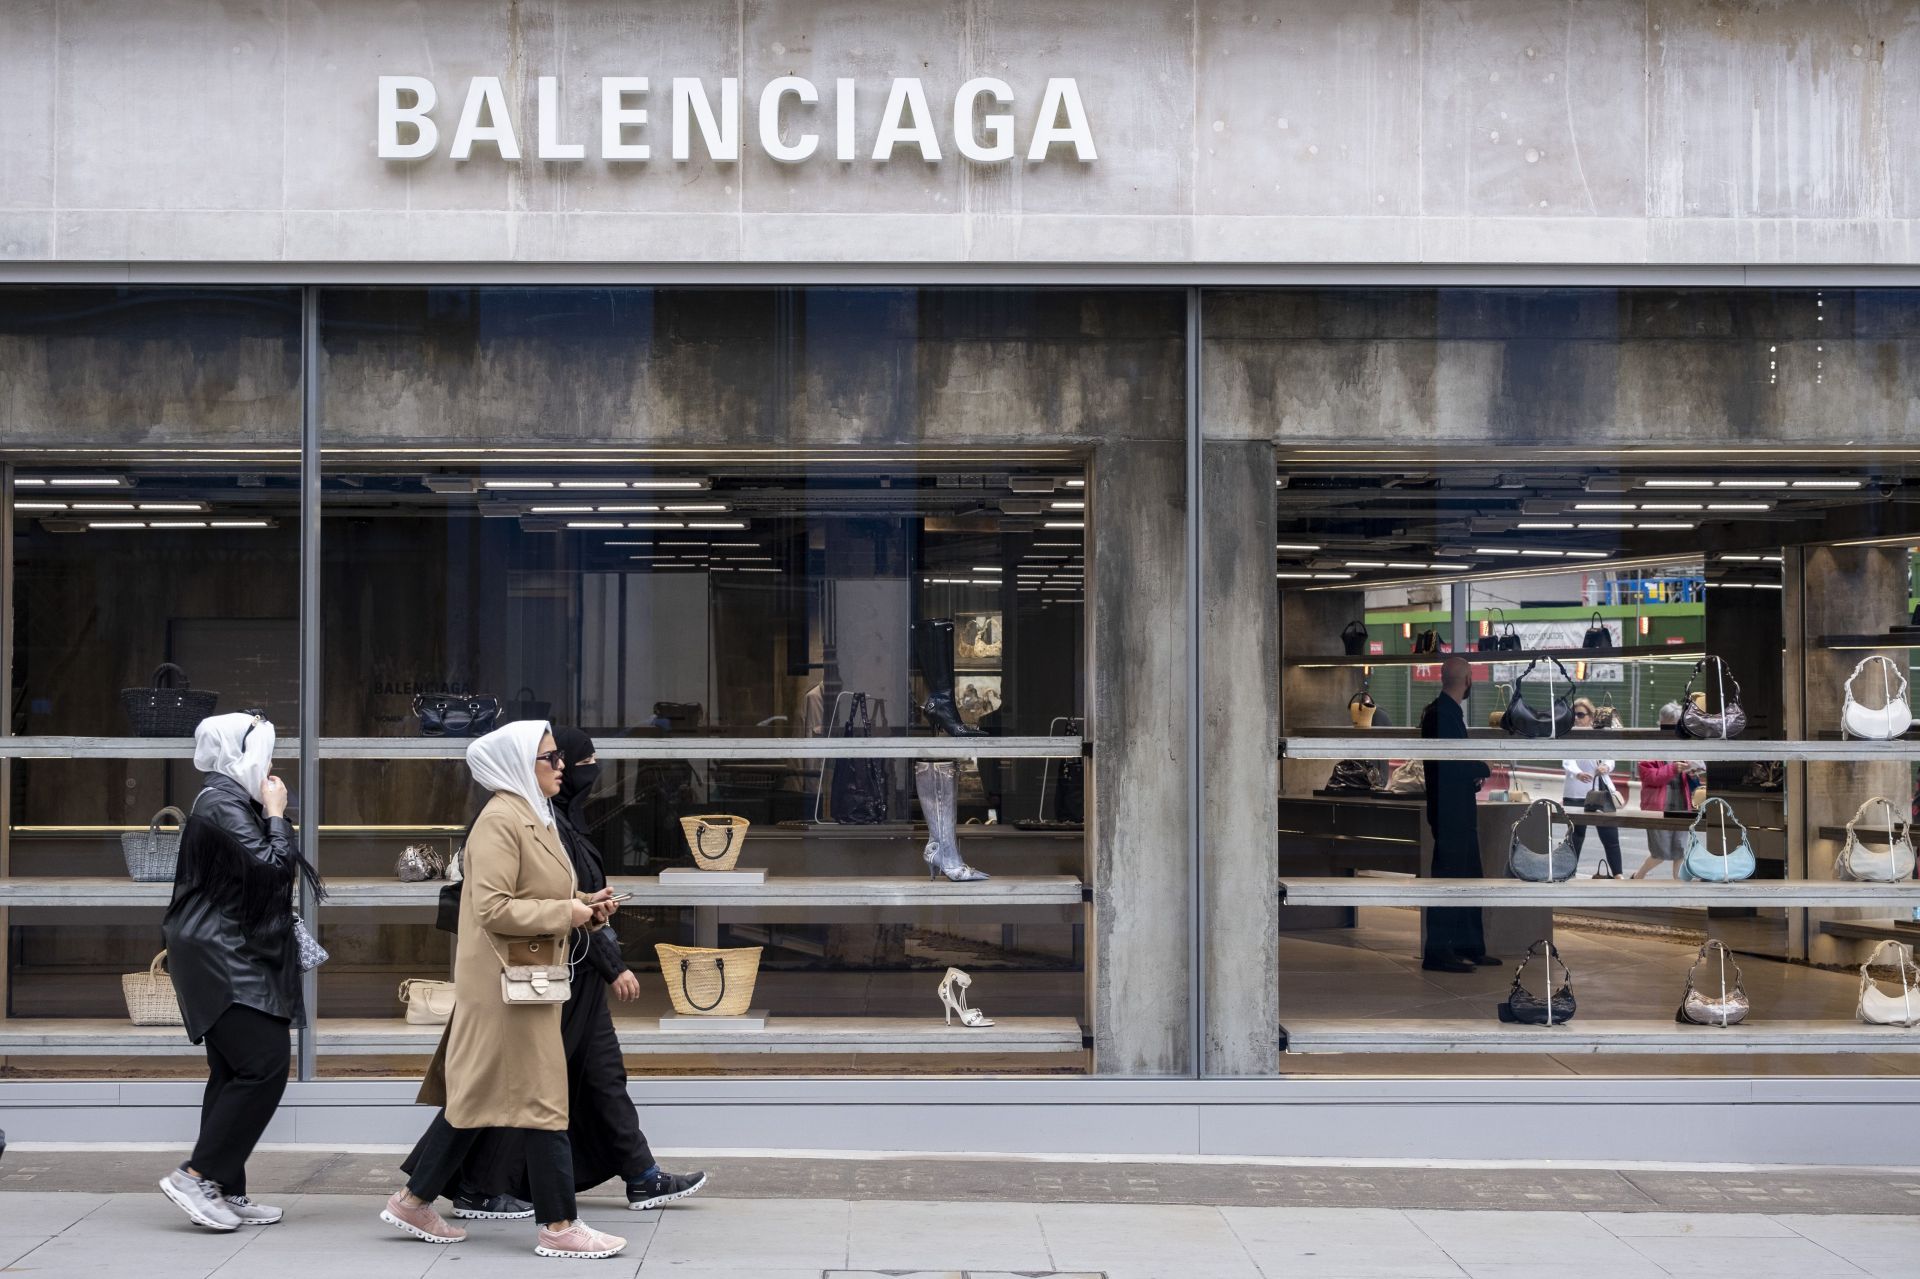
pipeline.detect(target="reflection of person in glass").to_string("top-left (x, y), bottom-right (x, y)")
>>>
top-left (1418, 656), bottom-right (1497, 973)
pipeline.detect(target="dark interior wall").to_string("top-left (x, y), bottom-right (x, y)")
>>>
top-left (1203, 288), bottom-right (1920, 446)
top-left (0, 288), bottom-right (301, 447)
top-left (317, 288), bottom-right (1184, 447)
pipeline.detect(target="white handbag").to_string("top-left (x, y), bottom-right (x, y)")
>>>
top-left (1837, 796), bottom-right (1918, 883)
top-left (398, 978), bottom-right (456, 1025)
top-left (1842, 654), bottom-right (1914, 740)
top-left (1858, 939), bottom-right (1920, 1027)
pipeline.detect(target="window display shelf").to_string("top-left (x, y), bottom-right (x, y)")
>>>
top-left (1279, 877), bottom-right (1920, 909)
top-left (0, 735), bottom-right (1085, 761)
top-left (1288, 645), bottom-right (1705, 670)
top-left (1281, 1019), bottom-right (1920, 1055)
top-left (1818, 633), bottom-right (1920, 650)
top-left (0, 1017), bottom-right (1086, 1056)
top-left (1282, 735), bottom-right (1920, 762)
top-left (0, 875), bottom-right (1086, 909)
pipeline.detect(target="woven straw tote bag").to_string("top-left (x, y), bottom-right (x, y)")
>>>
top-left (678, 815), bottom-right (751, 872)
top-left (122, 951), bottom-right (184, 1026)
top-left (655, 943), bottom-right (762, 1016)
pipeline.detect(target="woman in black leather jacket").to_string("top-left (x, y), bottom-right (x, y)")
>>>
top-left (156, 712), bottom-right (323, 1233)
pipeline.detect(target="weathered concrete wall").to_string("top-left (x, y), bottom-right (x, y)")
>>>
top-left (1204, 287), bottom-right (1920, 445)
top-left (1089, 439), bottom-right (1191, 1074)
top-left (7, 0), bottom-right (1920, 265)
top-left (1200, 440), bottom-right (1278, 1076)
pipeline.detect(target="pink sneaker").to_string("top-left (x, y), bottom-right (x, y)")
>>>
top-left (534, 1220), bottom-right (627, 1259)
top-left (380, 1190), bottom-right (466, 1244)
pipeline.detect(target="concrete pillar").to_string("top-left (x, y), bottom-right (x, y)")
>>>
top-left (1801, 546), bottom-right (1910, 967)
top-left (1200, 440), bottom-right (1278, 1076)
top-left (1088, 440), bottom-right (1191, 1075)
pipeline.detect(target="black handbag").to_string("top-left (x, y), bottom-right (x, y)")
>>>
top-left (1677, 656), bottom-right (1747, 740)
top-left (1327, 759), bottom-right (1382, 792)
top-left (413, 694), bottom-right (501, 738)
top-left (1500, 657), bottom-right (1578, 738)
top-left (1498, 940), bottom-right (1577, 1026)
top-left (120, 663), bottom-right (219, 737)
top-left (1412, 626), bottom-right (1442, 654)
top-left (434, 880), bottom-right (462, 934)
top-left (1581, 611), bottom-right (1613, 650)
top-left (830, 693), bottom-right (889, 824)
top-left (1478, 607), bottom-right (1522, 652)
top-left (1341, 620), bottom-right (1369, 656)
top-left (503, 686), bottom-right (552, 723)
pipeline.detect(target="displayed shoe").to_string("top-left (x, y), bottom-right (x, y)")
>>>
top-left (625, 1168), bottom-right (708, 1211)
top-left (535, 1220), bottom-right (628, 1259)
top-left (916, 761), bottom-right (988, 882)
top-left (380, 1190), bottom-right (466, 1244)
top-left (1421, 958), bottom-right (1476, 974)
top-left (1466, 954), bottom-right (1503, 967)
top-left (937, 966), bottom-right (995, 1028)
top-left (159, 1166), bottom-right (241, 1232)
top-left (914, 619), bottom-right (985, 736)
top-left (223, 1193), bottom-right (284, 1225)
top-left (451, 1191), bottom-right (535, 1220)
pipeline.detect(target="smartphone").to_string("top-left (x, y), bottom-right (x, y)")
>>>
top-left (605, 891), bottom-right (635, 904)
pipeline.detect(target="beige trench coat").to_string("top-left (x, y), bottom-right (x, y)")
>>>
top-left (417, 791), bottom-right (595, 1131)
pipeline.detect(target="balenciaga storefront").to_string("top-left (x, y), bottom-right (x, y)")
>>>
top-left (4, 0), bottom-right (1920, 1163)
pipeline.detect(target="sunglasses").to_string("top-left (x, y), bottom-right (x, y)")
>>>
top-left (1573, 710), bottom-right (1593, 719)
top-left (536, 749), bottom-right (567, 769)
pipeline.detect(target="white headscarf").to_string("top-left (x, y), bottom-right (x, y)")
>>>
top-left (466, 720), bottom-right (556, 828)
top-left (193, 712), bottom-right (275, 802)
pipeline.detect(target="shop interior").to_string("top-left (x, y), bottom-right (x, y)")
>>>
top-left (1273, 450), bottom-right (1920, 1074)
top-left (1, 454), bottom-right (1091, 1076)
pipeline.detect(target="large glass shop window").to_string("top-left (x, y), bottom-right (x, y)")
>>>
top-left (0, 288), bottom-right (301, 1076)
top-left (1208, 288), bottom-right (1920, 1077)
top-left (310, 288), bottom-right (1126, 1076)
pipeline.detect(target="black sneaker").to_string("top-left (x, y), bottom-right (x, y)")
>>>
top-left (625, 1169), bottom-right (707, 1211)
top-left (449, 1191), bottom-right (534, 1220)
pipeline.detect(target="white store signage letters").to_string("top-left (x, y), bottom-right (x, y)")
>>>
top-left (377, 74), bottom-right (1098, 164)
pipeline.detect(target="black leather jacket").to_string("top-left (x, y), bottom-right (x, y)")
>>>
top-left (160, 774), bottom-right (307, 1042)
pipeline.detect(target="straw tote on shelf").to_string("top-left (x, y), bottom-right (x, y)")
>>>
top-left (122, 951), bottom-right (185, 1026)
top-left (656, 943), bottom-right (763, 1016)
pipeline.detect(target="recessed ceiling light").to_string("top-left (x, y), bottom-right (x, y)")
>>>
top-left (1044, 521), bottom-right (1085, 529)
top-left (1275, 542), bottom-right (1321, 552)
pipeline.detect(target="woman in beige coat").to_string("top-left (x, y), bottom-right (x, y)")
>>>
top-left (381, 721), bottom-right (625, 1260)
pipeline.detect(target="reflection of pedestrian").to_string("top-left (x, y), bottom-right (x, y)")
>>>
top-left (1564, 698), bottom-right (1622, 877)
top-left (1633, 703), bottom-right (1693, 880)
top-left (1419, 656), bottom-right (1496, 973)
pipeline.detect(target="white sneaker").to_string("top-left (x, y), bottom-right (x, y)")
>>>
top-left (224, 1194), bottom-right (284, 1225)
top-left (159, 1167), bottom-right (241, 1232)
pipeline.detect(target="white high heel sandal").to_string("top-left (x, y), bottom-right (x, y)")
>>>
top-left (937, 967), bottom-right (994, 1028)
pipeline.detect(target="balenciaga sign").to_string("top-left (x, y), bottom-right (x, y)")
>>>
top-left (376, 75), bottom-right (1098, 164)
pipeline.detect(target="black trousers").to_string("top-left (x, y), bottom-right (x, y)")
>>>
top-left (1424, 823), bottom-right (1488, 963)
top-left (405, 1112), bottom-right (577, 1225)
top-left (559, 978), bottom-right (654, 1188)
top-left (189, 1004), bottom-right (290, 1197)
top-left (1570, 820), bottom-right (1623, 875)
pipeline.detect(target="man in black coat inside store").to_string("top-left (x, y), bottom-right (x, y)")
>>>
top-left (1419, 655), bottom-right (1498, 973)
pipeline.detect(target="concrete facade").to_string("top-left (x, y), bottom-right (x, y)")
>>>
top-left (7, 0), bottom-right (1920, 266)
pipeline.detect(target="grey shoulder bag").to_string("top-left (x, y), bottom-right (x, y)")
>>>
top-left (1506, 798), bottom-right (1578, 882)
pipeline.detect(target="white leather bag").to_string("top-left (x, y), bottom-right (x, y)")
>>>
top-left (1837, 796), bottom-right (1918, 883)
top-left (398, 978), bottom-right (456, 1026)
top-left (1842, 654), bottom-right (1914, 740)
top-left (1858, 939), bottom-right (1920, 1027)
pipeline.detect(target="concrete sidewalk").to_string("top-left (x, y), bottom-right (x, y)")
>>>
top-left (2, 1183), bottom-right (1918, 1278)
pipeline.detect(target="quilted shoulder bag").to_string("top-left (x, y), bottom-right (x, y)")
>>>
top-left (1506, 797), bottom-right (1578, 882)
top-left (1341, 620), bottom-right (1369, 656)
top-left (398, 978), bottom-right (456, 1026)
top-left (1677, 939), bottom-right (1749, 1026)
top-left (1581, 611), bottom-right (1613, 650)
top-left (487, 933), bottom-right (572, 1004)
top-left (1498, 940), bottom-right (1576, 1025)
top-left (1837, 796), bottom-right (1917, 883)
top-left (1842, 654), bottom-right (1914, 741)
top-left (1500, 658), bottom-right (1577, 738)
top-left (1412, 626), bottom-right (1442, 655)
top-left (1679, 797), bottom-right (1757, 882)
top-left (1677, 656), bottom-right (1746, 740)
top-left (1858, 939), bottom-right (1920, 1027)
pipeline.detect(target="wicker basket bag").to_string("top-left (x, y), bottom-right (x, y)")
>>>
top-left (678, 815), bottom-right (751, 872)
top-left (655, 943), bottom-right (762, 1016)
top-left (121, 806), bottom-right (187, 882)
top-left (120, 663), bottom-right (219, 737)
top-left (122, 951), bottom-right (185, 1026)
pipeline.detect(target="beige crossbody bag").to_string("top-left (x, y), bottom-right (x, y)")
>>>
top-left (486, 932), bottom-right (572, 1005)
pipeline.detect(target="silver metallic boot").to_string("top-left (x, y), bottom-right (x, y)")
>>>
top-left (915, 761), bottom-right (988, 882)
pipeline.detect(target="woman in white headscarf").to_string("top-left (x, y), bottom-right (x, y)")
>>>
top-left (158, 711), bottom-right (323, 1233)
top-left (381, 721), bottom-right (626, 1261)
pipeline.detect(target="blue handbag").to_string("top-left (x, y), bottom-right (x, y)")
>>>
top-left (1679, 797), bottom-right (1757, 882)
